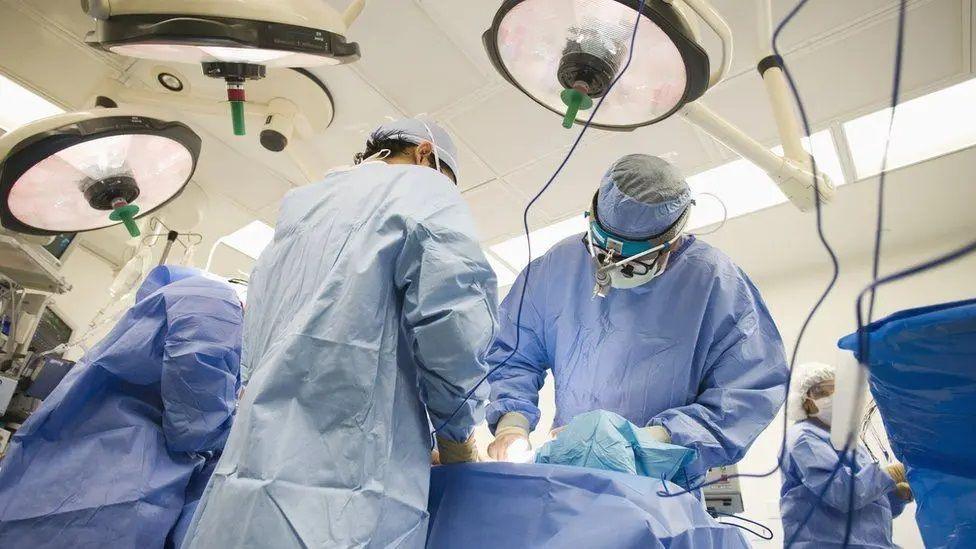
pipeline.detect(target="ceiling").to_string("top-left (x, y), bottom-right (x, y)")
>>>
top-left (0, 0), bottom-right (973, 279)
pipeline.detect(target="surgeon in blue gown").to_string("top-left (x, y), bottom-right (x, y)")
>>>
top-left (0, 265), bottom-right (243, 549)
top-left (780, 362), bottom-right (912, 548)
top-left (486, 154), bottom-right (789, 484)
top-left (183, 119), bottom-right (497, 549)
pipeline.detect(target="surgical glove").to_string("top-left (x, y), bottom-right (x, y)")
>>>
top-left (885, 463), bottom-right (907, 484)
top-left (436, 435), bottom-right (479, 464)
top-left (643, 425), bottom-right (672, 444)
top-left (488, 412), bottom-right (531, 462)
top-left (895, 482), bottom-right (913, 502)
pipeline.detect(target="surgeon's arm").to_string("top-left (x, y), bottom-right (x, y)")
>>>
top-left (397, 198), bottom-right (498, 443)
top-left (484, 265), bottom-right (550, 433)
top-left (648, 279), bottom-right (788, 471)
top-left (792, 434), bottom-right (897, 511)
top-left (161, 293), bottom-right (243, 453)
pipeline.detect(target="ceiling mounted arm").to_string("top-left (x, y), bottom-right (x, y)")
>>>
top-left (667, 0), bottom-right (733, 87)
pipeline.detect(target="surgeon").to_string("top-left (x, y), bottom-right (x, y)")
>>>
top-left (183, 118), bottom-right (497, 549)
top-left (780, 362), bottom-right (912, 548)
top-left (486, 154), bottom-right (789, 485)
top-left (0, 265), bottom-right (244, 549)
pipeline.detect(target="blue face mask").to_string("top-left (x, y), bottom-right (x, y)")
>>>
top-left (535, 410), bottom-right (697, 486)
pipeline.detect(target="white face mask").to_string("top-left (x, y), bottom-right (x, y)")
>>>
top-left (812, 396), bottom-right (833, 424)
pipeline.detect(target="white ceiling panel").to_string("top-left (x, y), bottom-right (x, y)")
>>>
top-left (344, 1), bottom-right (489, 114)
top-left (448, 85), bottom-right (615, 175)
top-left (702, 0), bottom-right (967, 153)
top-left (0, 2), bottom-right (118, 109)
top-left (503, 116), bottom-right (715, 223)
top-left (16, 0), bottom-right (98, 40)
top-left (463, 178), bottom-right (549, 243)
top-left (414, 0), bottom-right (506, 79)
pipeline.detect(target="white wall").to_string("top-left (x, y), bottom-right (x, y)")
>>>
top-left (735, 235), bottom-right (976, 548)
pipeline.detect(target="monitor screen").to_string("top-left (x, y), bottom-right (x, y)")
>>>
top-left (29, 307), bottom-right (73, 355)
top-left (42, 233), bottom-right (76, 261)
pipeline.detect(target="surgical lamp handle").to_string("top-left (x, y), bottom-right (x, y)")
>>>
top-left (668, 0), bottom-right (734, 87)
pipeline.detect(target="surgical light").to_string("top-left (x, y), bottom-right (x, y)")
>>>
top-left (0, 111), bottom-right (201, 238)
top-left (483, 0), bottom-right (711, 130)
top-left (84, 0), bottom-right (364, 136)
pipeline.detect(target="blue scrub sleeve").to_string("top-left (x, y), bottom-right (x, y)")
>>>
top-left (649, 290), bottom-right (788, 469)
top-left (792, 433), bottom-right (897, 511)
top-left (161, 296), bottom-right (243, 453)
top-left (397, 198), bottom-right (498, 442)
top-left (485, 265), bottom-right (550, 432)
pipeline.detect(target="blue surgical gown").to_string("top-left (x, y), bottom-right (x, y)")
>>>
top-left (183, 163), bottom-right (497, 549)
top-left (780, 420), bottom-right (904, 548)
top-left (0, 265), bottom-right (243, 549)
top-left (487, 235), bottom-right (788, 480)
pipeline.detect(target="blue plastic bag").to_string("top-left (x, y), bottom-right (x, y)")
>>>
top-left (839, 298), bottom-right (976, 549)
top-left (535, 410), bottom-right (697, 486)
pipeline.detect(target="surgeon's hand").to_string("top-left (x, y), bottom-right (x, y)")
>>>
top-left (431, 449), bottom-right (441, 465)
top-left (436, 435), bottom-right (479, 464)
top-left (643, 425), bottom-right (672, 444)
top-left (895, 482), bottom-right (913, 502)
top-left (885, 463), bottom-right (907, 484)
top-left (488, 412), bottom-right (532, 462)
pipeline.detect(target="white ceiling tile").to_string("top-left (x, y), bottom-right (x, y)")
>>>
top-left (413, 0), bottom-right (506, 78)
top-left (448, 85), bottom-right (615, 175)
top-left (192, 130), bottom-right (295, 212)
top-left (462, 179), bottom-right (548, 243)
top-left (503, 116), bottom-right (714, 222)
top-left (344, 1), bottom-right (489, 114)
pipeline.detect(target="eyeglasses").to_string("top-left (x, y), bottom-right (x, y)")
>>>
top-left (807, 381), bottom-right (835, 400)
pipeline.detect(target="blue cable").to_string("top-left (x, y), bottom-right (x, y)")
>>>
top-left (657, 0), bottom-right (844, 519)
top-left (429, 0), bottom-right (649, 448)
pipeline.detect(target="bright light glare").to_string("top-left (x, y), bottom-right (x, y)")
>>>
top-left (0, 74), bottom-right (63, 131)
top-left (844, 77), bottom-right (976, 179)
top-left (688, 130), bottom-right (844, 230)
top-left (490, 215), bottom-right (588, 271)
top-left (503, 438), bottom-right (535, 464)
top-left (223, 220), bottom-right (275, 260)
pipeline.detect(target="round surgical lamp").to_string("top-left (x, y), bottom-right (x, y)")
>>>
top-left (483, 0), bottom-right (711, 130)
top-left (83, 0), bottom-right (362, 136)
top-left (0, 110), bottom-right (202, 238)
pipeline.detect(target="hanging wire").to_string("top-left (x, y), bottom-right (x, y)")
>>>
top-left (687, 192), bottom-right (729, 236)
top-left (658, 1), bottom-right (845, 522)
top-left (428, 0), bottom-right (649, 447)
top-left (712, 510), bottom-right (775, 541)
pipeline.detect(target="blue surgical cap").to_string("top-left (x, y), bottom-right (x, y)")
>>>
top-left (596, 154), bottom-right (692, 240)
top-left (372, 118), bottom-right (460, 180)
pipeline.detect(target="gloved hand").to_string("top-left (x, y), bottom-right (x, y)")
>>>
top-left (643, 425), bottom-right (672, 444)
top-left (488, 412), bottom-right (531, 462)
top-left (435, 435), bottom-right (479, 464)
top-left (895, 482), bottom-right (913, 502)
top-left (885, 463), bottom-right (907, 484)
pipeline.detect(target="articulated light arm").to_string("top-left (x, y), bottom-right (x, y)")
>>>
top-left (673, 0), bottom-right (834, 211)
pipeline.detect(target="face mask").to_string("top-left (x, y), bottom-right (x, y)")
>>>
top-left (812, 396), bottom-right (833, 424)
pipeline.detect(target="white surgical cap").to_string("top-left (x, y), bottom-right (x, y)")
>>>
top-left (788, 362), bottom-right (836, 422)
top-left (372, 118), bottom-right (460, 181)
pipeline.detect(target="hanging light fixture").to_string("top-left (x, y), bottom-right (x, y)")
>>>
top-left (483, 0), bottom-right (712, 130)
top-left (83, 0), bottom-right (365, 136)
top-left (0, 110), bottom-right (202, 238)
top-left (484, 0), bottom-right (835, 211)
